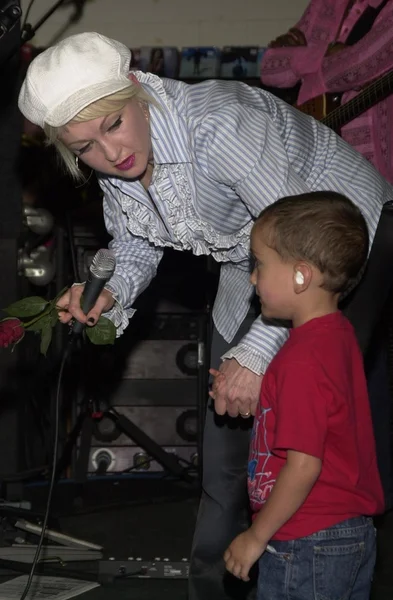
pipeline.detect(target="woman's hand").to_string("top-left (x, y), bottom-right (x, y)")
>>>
top-left (325, 42), bottom-right (347, 56)
top-left (269, 28), bottom-right (307, 48)
top-left (56, 284), bottom-right (115, 327)
top-left (209, 359), bottom-right (262, 417)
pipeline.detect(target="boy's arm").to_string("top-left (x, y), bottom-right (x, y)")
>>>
top-left (251, 449), bottom-right (321, 544)
top-left (224, 360), bottom-right (327, 580)
top-left (224, 450), bottom-right (321, 581)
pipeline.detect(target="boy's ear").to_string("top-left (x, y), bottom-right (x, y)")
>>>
top-left (293, 263), bottom-right (311, 293)
top-left (295, 271), bottom-right (305, 285)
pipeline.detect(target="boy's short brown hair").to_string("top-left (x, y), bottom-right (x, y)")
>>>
top-left (253, 191), bottom-right (369, 294)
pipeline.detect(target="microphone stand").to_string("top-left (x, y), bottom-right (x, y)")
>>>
top-left (0, 0), bottom-right (85, 67)
top-left (20, 0), bottom-right (86, 46)
top-left (20, 0), bottom-right (68, 45)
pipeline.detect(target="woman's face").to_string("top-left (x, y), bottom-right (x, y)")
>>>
top-left (59, 99), bottom-right (152, 178)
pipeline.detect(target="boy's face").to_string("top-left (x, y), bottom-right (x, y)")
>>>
top-left (250, 231), bottom-right (296, 321)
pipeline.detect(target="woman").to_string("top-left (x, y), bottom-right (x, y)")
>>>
top-left (18, 32), bottom-right (391, 600)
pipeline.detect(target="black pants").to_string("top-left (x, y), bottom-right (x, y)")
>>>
top-left (368, 333), bottom-right (393, 599)
top-left (189, 315), bottom-right (257, 600)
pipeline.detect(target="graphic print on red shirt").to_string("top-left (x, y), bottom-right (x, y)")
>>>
top-left (248, 312), bottom-right (385, 540)
top-left (248, 405), bottom-right (275, 506)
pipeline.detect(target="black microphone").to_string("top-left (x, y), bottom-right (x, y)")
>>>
top-left (72, 248), bottom-right (116, 336)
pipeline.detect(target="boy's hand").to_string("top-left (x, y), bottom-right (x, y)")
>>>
top-left (209, 360), bottom-right (262, 417)
top-left (224, 529), bottom-right (267, 581)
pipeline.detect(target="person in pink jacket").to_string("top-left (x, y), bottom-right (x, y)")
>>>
top-left (261, 0), bottom-right (393, 185)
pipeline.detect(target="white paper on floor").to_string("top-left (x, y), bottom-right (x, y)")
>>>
top-left (0, 575), bottom-right (99, 599)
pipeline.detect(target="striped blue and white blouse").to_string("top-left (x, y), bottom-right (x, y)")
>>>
top-left (99, 71), bottom-right (391, 375)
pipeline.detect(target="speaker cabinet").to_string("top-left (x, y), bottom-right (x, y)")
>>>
top-left (77, 312), bottom-right (208, 475)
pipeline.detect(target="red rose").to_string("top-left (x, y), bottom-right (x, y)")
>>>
top-left (0, 318), bottom-right (25, 348)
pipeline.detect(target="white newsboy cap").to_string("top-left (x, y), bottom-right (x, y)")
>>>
top-left (18, 32), bottom-right (132, 128)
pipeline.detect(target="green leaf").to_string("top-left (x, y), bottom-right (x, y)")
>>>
top-left (50, 308), bottom-right (59, 327)
top-left (4, 297), bottom-right (48, 318)
top-left (86, 316), bottom-right (116, 346)
top-left (40, 324), bottom-right (53, 356)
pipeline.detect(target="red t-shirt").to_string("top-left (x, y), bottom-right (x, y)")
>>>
top-left (248, 312), bottom-right (385, 540)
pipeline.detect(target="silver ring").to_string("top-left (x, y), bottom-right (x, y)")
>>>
top-left (239, 410), bottom-right (251, 418)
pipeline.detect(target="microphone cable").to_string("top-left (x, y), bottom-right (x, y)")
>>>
top-left (19, 340), bottom-right (71, 600)
top-left (19, 248), bottom-right (115, 597)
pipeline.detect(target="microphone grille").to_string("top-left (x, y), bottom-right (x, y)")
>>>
top-left (90, 249), bottom-right (116, 279)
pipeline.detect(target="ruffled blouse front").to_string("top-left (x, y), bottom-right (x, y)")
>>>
top-left (110, 161), bottom-right (252, 264)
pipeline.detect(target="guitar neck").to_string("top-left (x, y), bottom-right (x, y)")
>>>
top-left (321, 69), bottom-right (393, 131)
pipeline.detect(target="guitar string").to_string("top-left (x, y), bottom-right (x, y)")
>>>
top-left (331, 76), bottom-right (391, 125)
top-left (327, 80), bottom-right (385, 128)
top-left (323, 70), bottom-right (393, 129)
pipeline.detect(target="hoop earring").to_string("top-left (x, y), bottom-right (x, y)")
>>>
top-left (75, 169), bottom-right (94, 189)
top-left (75, 156), bottom-right (79, 169)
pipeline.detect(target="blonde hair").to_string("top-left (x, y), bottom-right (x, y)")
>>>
top-left (43, 83), bottom-right (156, 181)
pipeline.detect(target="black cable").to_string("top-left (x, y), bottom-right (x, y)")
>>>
top-left (0, 558), bottom-right (98, 582)
top-left (1, 466), bottom-right (48, 482)
top-left (65, 210), bottom-right (80, 282)
top-left (21, 0), bottom-right (68, 45)
top-left (21, 0), bottom-right (36, 31)
top-left (119, 455), bottom-right (195, 475)
top-left (19, 342), bottom-right (71, 600)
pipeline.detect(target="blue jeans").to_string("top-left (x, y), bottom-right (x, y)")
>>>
top-left (257, 517), bottom-right (376, 600)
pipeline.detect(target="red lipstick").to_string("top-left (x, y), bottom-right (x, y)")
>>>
top-left (115, 154), bottom-right (135, 171)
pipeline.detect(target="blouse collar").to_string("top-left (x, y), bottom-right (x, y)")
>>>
top-left (134, 70), bottom-right (192, 166)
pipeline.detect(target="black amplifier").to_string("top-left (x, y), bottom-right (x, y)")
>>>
top-left (77, 311), bottom-right (209, 476)
top-left (99, 557), bottom-right (189, 581)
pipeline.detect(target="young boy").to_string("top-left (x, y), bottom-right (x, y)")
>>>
top-left (223, 191), bottom-right (385, 599)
